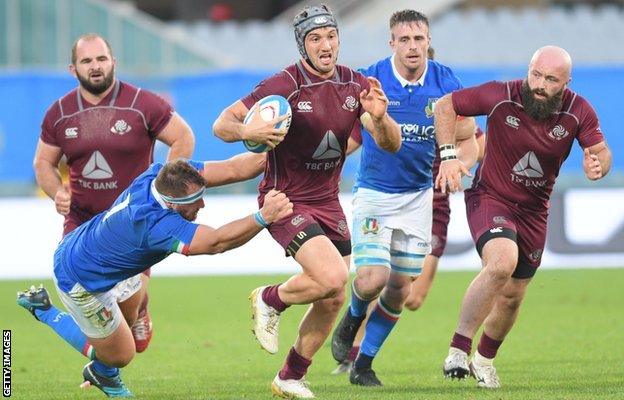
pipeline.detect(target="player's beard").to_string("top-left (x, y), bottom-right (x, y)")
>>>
top-left (521, 80), bottom-right (564, 121)
top-left (76, 66), bottom-right (115, 95)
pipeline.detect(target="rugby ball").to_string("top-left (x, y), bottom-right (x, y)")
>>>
top-left (243, 95), bottom-right (292, 153)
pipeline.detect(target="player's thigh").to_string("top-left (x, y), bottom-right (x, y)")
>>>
top-left (351, 215), bottom-right (392, 286)
top-left (55, 282), bottom-right (135, 358)
top-left (295, 235), bottom-right (349, 285)
top-left (389, 228), bottom-right (430, 278)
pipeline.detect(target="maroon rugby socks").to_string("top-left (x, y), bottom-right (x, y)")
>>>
top-left (262, 284), bottom-right (289, 312)
top-left (450, 332), bottom-right (472, 355)
top-left (477, 332), bottom-right (503, 359)
top-left (279, 347), bottom-right (312, 380)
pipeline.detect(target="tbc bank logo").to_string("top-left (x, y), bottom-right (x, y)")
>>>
top-left (82, 151), bottom-right (113, 179)
top-left (512, 151), bottom-right (544, 178)
top-left (312, 130), bottom-right (341, 160)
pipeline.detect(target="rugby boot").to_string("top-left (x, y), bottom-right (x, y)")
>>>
top-left (443, 347), bottom-right (470, 380)
top-left (331, 308), bottom-right (365, 362)
top-left (330, 360), bottom-right (353, 375)
top-left (469, 356), bottom-right (501, 388)
top-left (271, 374), bottom-right (315, 399)
top-left (17, 284), bottom-right (51, 320)
top-left (81, 361), bottom-right (133, 398)
top-left (131, 307), bottom-right (153, 353)
top-left (249, 286), bottom-right (280, 354)
top-left (349, 366), bottom-right (383, 387)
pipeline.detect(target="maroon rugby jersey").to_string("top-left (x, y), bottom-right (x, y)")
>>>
top-left (41, 80), bottom-right (173, 226)
top-left (242, 61), bottom-right (370, 203)
top-left (453, 80), bottom-right (603, 211)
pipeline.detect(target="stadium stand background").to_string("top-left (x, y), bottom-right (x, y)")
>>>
top-left (0, 0), bottom-right (622, 195)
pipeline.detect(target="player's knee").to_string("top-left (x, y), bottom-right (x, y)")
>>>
top-left (385, 277), bottom-right (412, 302)
top-left (484, 254), bottom-right (516, 283)
top-left (317, 268), bottom-right (348, 298)
top-left (354, 269), bottom-right (387, 299)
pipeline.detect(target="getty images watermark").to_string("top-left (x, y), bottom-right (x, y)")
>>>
top-left (2, 330), bottom-right (10, 397)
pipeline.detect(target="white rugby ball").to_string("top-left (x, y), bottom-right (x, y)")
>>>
top-left (243, 95), bottom-right (292, 153)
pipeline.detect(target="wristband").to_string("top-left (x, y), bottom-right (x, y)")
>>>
top-left (439, 144), bottom-right (457, 159)
top-left (254, 210), bottom-right (269, 228)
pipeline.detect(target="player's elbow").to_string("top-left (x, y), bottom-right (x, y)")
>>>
top-left (434, 94), bottom-right (455, 119)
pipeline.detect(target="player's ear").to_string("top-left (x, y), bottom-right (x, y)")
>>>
top-left (68, 63), bottom-right (76, 77)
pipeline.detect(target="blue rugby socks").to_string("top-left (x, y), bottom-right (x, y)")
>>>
top-left (358, 297), bottom-right (401, 364)
top-left (349, 280), bottom-right (371, 318)
top-left (35, 305), bottom-right (95, 359)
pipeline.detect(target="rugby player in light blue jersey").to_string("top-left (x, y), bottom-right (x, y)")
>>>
top-left (331, 10), bottom-right (480, 387)
top-left (17, 154), bottom-right (292, 397)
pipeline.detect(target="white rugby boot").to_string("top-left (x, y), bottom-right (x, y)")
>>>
top-left (469, 351), bottom-right (501, 388)
top-left (271, 374), bottom-right (315, 399)
top-left (249, 286), bottom-right (280, 354)
top-left (443, 347), bottom-right (470, 380)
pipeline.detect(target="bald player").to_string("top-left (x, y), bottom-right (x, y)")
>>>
top-left (436, 46), bottom-right (611, 388)
top-left (34, 33), bottom-right (195, 353)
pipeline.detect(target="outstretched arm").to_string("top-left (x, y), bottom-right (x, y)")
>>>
top-left (201, 152), bottom-right (266, 187)
top-left (359, 77), bottom-right (401, 153)
top-left (187, 189), bottom-right (293, 255)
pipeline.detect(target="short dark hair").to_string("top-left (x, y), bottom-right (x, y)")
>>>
top-left (71, 33), bottom-right (113, 65)
top-left (155, 159), bottom-right (207, 198)
top-left (389, 9), bottom-right (429, 30)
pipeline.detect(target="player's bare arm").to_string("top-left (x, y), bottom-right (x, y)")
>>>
top-left (202, 152), bottom-right (266, 187)
top-left (455, 117), bottom-right (479, 170)
top-left (156, 112), bottom-right (195, 161)
top-left (434, 94), bottom-right (470, 193)
top-left (359, 77), bottom-right (401, 153)
top-left (213, 100), bottom-right (287, 147)
top-left (33, 140), bottom-right (71, 215)
top-left (187, 189), bottom-right (293, 255)
top-left (583, 141), bottom-right (612, 180)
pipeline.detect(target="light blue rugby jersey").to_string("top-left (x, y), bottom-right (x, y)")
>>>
top-left (356, 57), bottom-right (463, 193)
top-left (54, 161), bottom-right (203, 293)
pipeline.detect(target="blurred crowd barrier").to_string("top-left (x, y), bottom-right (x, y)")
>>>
top-left (1, 188), bottom-right (623, 279)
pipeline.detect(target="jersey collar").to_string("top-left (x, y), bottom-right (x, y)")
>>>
top-left (391, 54), bottom-right (427, 88)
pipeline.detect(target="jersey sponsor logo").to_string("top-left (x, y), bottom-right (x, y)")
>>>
top-left (400, 123), bottom-right (435, 142)
top-left (548, 124), bottom-right (570, 141)
top-left (512, 151), bottom-right (543, 178)
top-left (342, 96), bottom-right (358, 112)
top-left (511, 151), bottom-right (548, 188)
top-left (424, 98), bottom-right (438, 118)
top-left (361, 217), bottom-right (379, 234)
top-left (505, 115), bottom-right (520, 129)
top-left (297, 101), bottom-right (313, 112)
top-left (110, 119), bottom-right (132, 135)
top-left (307, 130), bottom-right (342, 170)
top-left (65, 127), bottom-right (79, 138)
top-left (291, 214), bottom-right (306, 227)
top-left (82, 151), bottom-right (114, 179)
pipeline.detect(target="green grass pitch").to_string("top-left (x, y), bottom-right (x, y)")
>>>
top-left (2, 269), bottom-right (623, 399)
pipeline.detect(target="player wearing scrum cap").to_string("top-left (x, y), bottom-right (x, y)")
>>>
top-left (213, 4), bottom-right (401, 398)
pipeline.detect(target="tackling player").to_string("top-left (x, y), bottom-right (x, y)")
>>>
top-left (18, 154), bottom-right (289, 397)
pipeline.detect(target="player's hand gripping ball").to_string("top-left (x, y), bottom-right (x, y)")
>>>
top-left (243, 95), bottom-right (292, 153)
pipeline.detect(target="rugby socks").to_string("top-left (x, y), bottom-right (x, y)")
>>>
top-left (34, 306), bottom-right (95, 359)
top-left (358, 297), bottom-right (401, 361)
top-left (262, 284), bottom-right (289, 313)
top-left (349, 281), bottom-right (371, 318)
top-left (92, 360), bottom-right (119, 378)
top-left (477, 332), bottom-right (503, 359)
top-left (450, 332), bottom-right (472, 355)
top-left (278, 347), bottom-right (312, 380)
